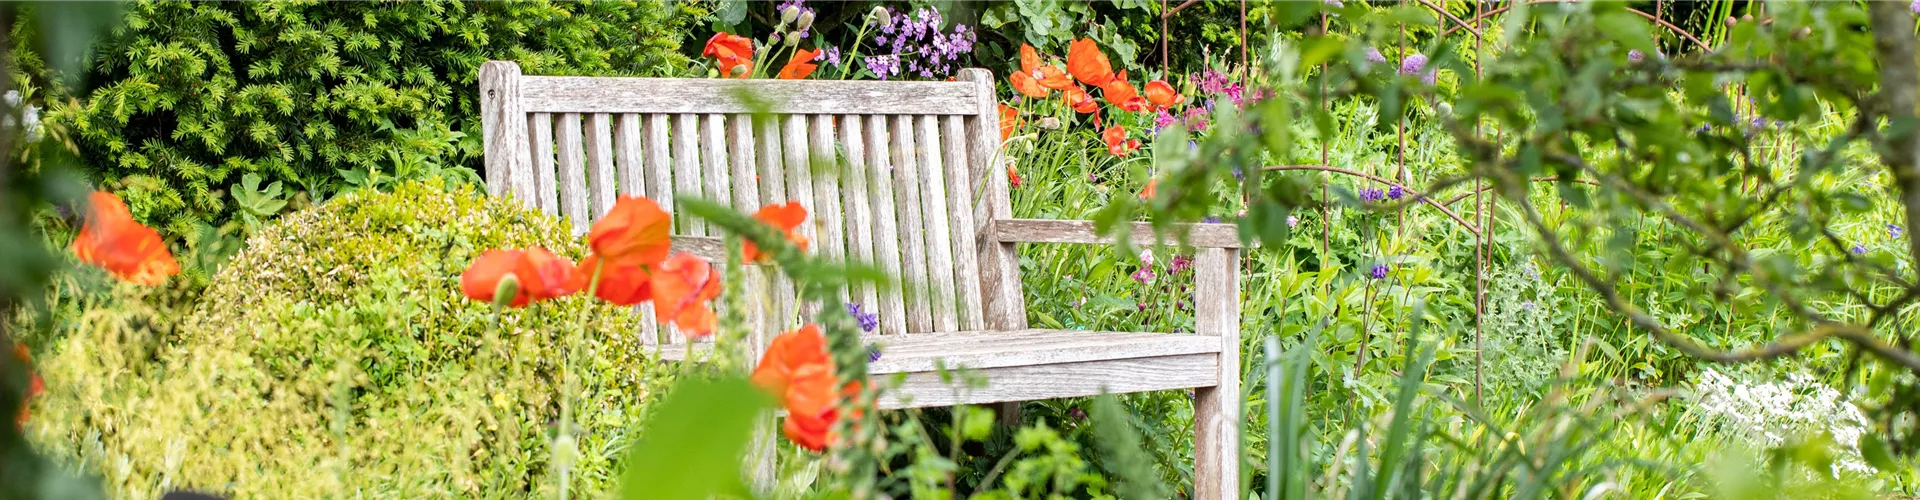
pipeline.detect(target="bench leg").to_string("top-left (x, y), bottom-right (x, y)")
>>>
top-left (748, 414), bottom-right (776, 491)
top-left (1193, 248), bottom-right (1241, 499)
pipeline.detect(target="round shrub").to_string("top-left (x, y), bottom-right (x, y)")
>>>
top-left (32, 181), bottom-right (661, 498)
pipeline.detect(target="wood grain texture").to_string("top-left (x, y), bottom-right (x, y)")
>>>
top-left (914, 115), bottom-right (961, 331)
top-left (836, 116), bottom-right (882, 316)
top-left (890, 115), bottom-right (933, 333)
top-left (555, 113), bottom-right (589, 233)
top-left (956, 69), bottom-right (1027, 332)
top-left (866, 330), bottom-right (1220, 373)
top-left (877, 354), bottom-right (1219, 410)
top-left (528, 113), bottom-right (559, 213)
top-left (615, 114), bottom-right (645, 197)
top-left (672, 114), bottom-right (706, 236)
top-left (644, 114), bottom-right (673, 207)
top-left (1193, 248), bottom-right (1242, 500)
top-left (808, 115), bottom-right (849, 301)
top-left (479, 61), bottom-right (534, 207)
top-left (755, 116), bottom-right (797, 330)
top-left (518, 76), bottom-right (979, 115)
top-left (864, 115), bottom-right (909, 335)
top-left (990, 219), bottom-right (1247, 248)
top-left (726, 114), bottom-right (761, 212)
top-left (939, 115), bottom-right (985, 331)
top-left (585, 113), bottom-right (616, 221)
top-left (781, 115), bottom-right (817, 262)
top-left (701, 114), bottom-right (733, 214)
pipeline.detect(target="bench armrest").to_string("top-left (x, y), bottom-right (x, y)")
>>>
top-left (986, 218), bottom-right (1247, 249)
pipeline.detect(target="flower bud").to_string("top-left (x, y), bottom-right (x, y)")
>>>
top-left (1038, 117), bottom-right (1062, 130)
top-left (781, 6), bottom-right (800, 25)
top-left (1436, 102), bottom-right (1452, 117)
top-left (492, 275), bottom-right (520, 310)
top-left (797, 11), bottom-right (815, 31)
top-left (769, 32), bottom-right (782, 44)
top-left (785, 32), bottom-right (802, 47)
top-left (868, 6), bottom-right (890, 25)
top-left (731, 65), bottom-right (750, 77)
top-left (551, 432), bottom-right (578, 471)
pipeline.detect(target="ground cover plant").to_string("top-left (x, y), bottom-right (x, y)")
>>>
top-left (7, 1), bottom-right (1920, 499)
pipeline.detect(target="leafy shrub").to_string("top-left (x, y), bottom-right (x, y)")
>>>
top-left (40, 1), bottom-right (704, 237)
top-left (28, 181), bottom-right (661, 497)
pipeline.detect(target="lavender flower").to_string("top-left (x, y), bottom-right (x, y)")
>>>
top-left (869, 7), bottom-right (975, 79)
top-left (1400, 54), bottom-right (1438, 84)
top-left (1891, 224), bottom-right (1904, 239)
top-left (1387, 185), bottom-right (1404, 200)
top-left (1370, 263), bottom-right (1389, 280)
top-left (813, 46), bottom-right (843, 66)
top-left (1852, 243), bottom-right (1868, 255)
top-left (846, 303), bottom-right (880, 333)
top-left (1360, 186), bottom-right (1385, 203)
top-left (863, 54), bottom-right (902, 79)
top-left (1627, 49), bottom-right (1645, 63)
top-left (867, 344), bottom-right (883, 362)
top-left (1204, 216), bottom-right (1223, 224)
top-left (1912, 0), bottom-right (1918, 14)
top-left (1131, 267), bottom-right (1156, 285)
top-left (1286, 214), bottom-right (1299, 228)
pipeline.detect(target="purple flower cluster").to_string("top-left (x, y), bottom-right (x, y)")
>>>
top-left (1365, 47), bottom-right (1387, 64)
top-left (1370, 263), bottom-right (1390, 280)
top-left (1399, 54), bottom-right (1437, 85)
top-left (1359, 186), bottom-right (1387, 202)
top-left (1183, 107), bottom-right (1210, 132)
top-left (1154, 109), bottom-right (1177, 132)
top-left (867, 7), bottom-right (976, 80)
top-left (1892, 224), bottom-right (1905, 239)
top-left (1286, 214), bottom-right (1299, 228)
top-left (1170, 254), bottom-right (1193, 274)
top-left (1627, 49), bottom-right (1644, 63)
top-left (1387, 185), bottom-right (1405, 200)
top-left (812, 46), bottom-right (843, 66)
top-left (1131, 267), bottom-right (1156, 285)
top-left (867, 344), bottom-right (882, 362)
top-left (845, 302), bottom-right (879, 333)
top-left (1852, 243), bottom-right (1868, 255)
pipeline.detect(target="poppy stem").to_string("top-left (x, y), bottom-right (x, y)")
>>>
top-left (557, 259), bottom-right (605, 500)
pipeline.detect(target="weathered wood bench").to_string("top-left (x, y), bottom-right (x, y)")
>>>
top-left (478, 61), bottom-right (1244, 497)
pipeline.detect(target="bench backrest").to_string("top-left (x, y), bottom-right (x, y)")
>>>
top-left (478, 61), bottom-right (1026, 339)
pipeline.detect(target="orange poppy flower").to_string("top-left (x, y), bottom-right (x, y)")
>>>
top-left (742, 201), bottom-right (810, 263)
top-left (1103, 75), bottom-right (1148, 113)
top-left (1144, 80), bottom-right (1182, 108)
top-left (1103, 125), bottom-right (1141, 156)
top-left (651, 253), bottom-right (723, 337)
top-left (1066, 38), bottom-right (1114, 87)
top-left (1008, 165), bottom-right (1022, 189)
top-left (1064, 86), bottom-right (1099, 114)
top-left (1018, 44), bottom-right (1074, 92)
top-left (14, 344), bottom-right (41, 428)
top-left (1140, 178), bottom-right (1159, 200)
top-left (1010, 71), bottom-right (1049, 98)
top-left (588, 196), bottom-right (674, 269)
top-left (461, 247), bottom-right (582, 307)
top-left (749, 325), bottom-right (863, 452)
top-left (704, 32), bottom-right (755, 78)
top-left (998, 104), bottom-right (1020, 142)
top-left (71, 191), bottom-right (179, 286)
top-left (778, 48), bottom-right (822, 80)
top-left (579, 253), bottom-right (653, 306)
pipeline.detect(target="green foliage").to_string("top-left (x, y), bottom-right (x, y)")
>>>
top-left (37, 1), bottom-right (704, 237)
top-left (617, 376), bottom-right (769, 500)
top-left (26, 181), bottom-right (663, 497)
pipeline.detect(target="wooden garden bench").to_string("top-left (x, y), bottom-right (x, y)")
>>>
top-left (478, 61), bottom-right (1245, 497)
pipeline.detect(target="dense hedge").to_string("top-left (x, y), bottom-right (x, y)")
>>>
top-left (42, 1), bottom-right (704, 237)
top-left (30, 181), bottom-right (662, 497)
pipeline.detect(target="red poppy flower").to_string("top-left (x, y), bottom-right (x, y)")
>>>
top-left (14, 344), bottom-right (41, 429)
top-left (742, 201), bottom-right (810, 263)
top-left (1008, 165), bottom-right (1023, 189)
top-left (1144, 80), bottom-right (1182, 108)
top-left (579, 253), bottom-right (653, 306)
top-left (778, 48), bottom-right (821, 80)
top-left (751, 325), bottom-right (830, 395)
top-left (1140, 178), bottom-right (1159, 200)
top-left (651, 253), bottom-right (722, 337)
top-left (1010, 71), bottom-right (1049, 98)
top-left (1104, 125), bottom-right (1141, 156)
top-left (461, 247), bottom-right (582, 307)
top-left (1067, 38), bottom-right (1115, 87)
top-left (1103, 76), bottom-right (1148, 113)
top-left (749, 325), bottom-right (863, 452)
top-left (998, 104), bottom-right (1020, 142)
top-left (704, 32), bottom-right (755, 78)
top-left (71, 191), bottom-right (179, 286)
top-left (1064, 86), bottom-right (1099, 114)
top-left (588, 196), bottom-right (673, 269)
top-left (1016, 44), bottom-right (1073, 94)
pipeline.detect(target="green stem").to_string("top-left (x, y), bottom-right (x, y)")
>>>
top-left (557, 260), bottom-right (605, 500)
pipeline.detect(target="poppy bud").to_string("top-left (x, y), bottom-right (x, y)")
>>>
top-left (781, 6), bottom-right (800, 25)
top-left (732, 65), bottom-right (751, 77)
top-left (797, 11), bottom-right (815, 31)
top-left (1725, 16), bottom-right (1736, 27)
top-left (769, 32), bottom-right (783, 44)
top-left (1436, 102), bottom-right (1452, 116)
top-left (868, 6), bottom-right (890, 25)
top-left (786, 32), bottom-right (802, 47)
top-left (492, 275), bottom-right (520, 310)
top-left (1039, 117), bottom-right (1062, 130)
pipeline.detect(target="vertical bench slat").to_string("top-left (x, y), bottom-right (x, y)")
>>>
top-left (838, 115), bottom-right (883, 322)
top-left (757, 116), bottom-right (798, 330)
top-left (702, 114), bottom-right (733, 214)
top-left (940, 115), bottom-right (985, 331)
top-left (556, 113), bottom-right (589, 233)
top-left (615, 114), bottom-right (645, 197)
top-left (781, 115), bottom-right (817, 260)
top-left (479, 62), bottom-right (534, 208)
top-left (890, 115), bottom-right (934, 333)
top-left (915, 115), bottom-right (960, 332)
top-left (809, 115), bottom-right (849, 302)
top-left (957, 69), bottom-right (1027, 331)
top-left (727, 115), bottom-right (762, 212)
top-left (528, 113), bottom-right (559, 213)
top-left (673, 113), bottom-right (705, 237)
top-left (864, 115), bottom-right (909, 335)
top-left (586, 113), bottom-right (616, 220)
top-left (641, 113), bottom-right (674, 345)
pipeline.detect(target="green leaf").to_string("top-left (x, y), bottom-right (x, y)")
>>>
top-left (618, 376), bottom-right (773, 500)
top-left (1859, 433), bottom-right (1898, 473)
top-left (715, 0), bottom-right (748, 27)
top-left (961, 406), bottom-right (996, 441)
top-left (1595, 12), bottom-right (1656, 55)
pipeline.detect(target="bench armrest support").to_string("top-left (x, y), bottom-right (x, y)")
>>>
top-left (986, 218), bottom-right (1247, 249)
